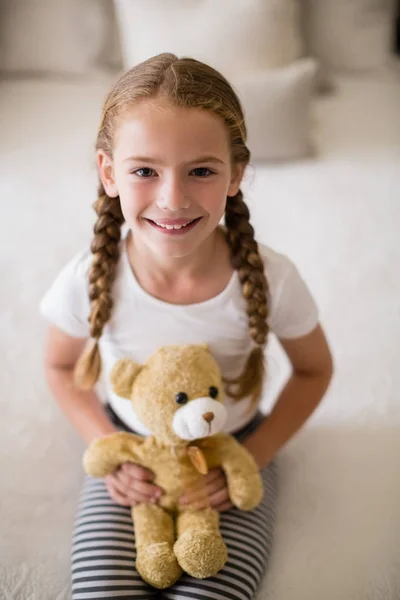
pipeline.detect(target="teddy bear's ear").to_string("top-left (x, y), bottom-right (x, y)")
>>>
top-left (110, 359), bottom-right (142, 399)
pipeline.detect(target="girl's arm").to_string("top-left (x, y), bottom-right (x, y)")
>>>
top-left (44, 325), bottom-right (118, 444)
top-left (44, 325), bottom-right (164, 506)
top-left (243, 324), bottom-right (334, 469)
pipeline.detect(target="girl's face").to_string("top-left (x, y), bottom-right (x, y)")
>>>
top-left (98, 100), bottom-right (244, 259)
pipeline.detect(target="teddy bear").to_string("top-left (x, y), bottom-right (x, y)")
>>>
top-left (83, 344), bottom-right (264, 589)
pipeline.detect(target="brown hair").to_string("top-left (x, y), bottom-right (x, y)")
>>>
top-left (74, 53), bottom-right (269, 406)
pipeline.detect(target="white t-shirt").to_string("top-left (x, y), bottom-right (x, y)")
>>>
top-left (40, 230), bottom-right (319, 435)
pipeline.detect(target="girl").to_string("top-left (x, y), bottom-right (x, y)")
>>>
top-left (40, 53), bottom-right (333, 600)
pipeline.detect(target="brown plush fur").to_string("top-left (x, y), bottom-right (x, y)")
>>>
top-left (83, 344), bottom-right (263, 589)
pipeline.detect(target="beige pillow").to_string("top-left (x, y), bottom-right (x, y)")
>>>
top-left (236, 59), bottom-right (318, 162)
top-left (112, 0), bottom-right (315, 162)
top-left (0, 0), bottom-right (105, 76)
top-left (303, 0), bottom-right (397, 74)
top-left (113, 0), bottom-right (304, 80)
top-left (95, 0), bottom-right (123, 71)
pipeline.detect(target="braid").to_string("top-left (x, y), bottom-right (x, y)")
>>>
top-left (224, 190), bottom-right (269, 407)
top-left (74, 187), bottom-right (125, 389)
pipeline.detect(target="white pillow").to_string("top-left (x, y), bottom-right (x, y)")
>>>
top-left (112, 0), bottom-right (315, 162)
top-left (236, 59), bottom-right (318, 162)
top-left (113, 0), bottom-right (304, 80)
top-left (303, 0), bottom-right (397, 73)
top-left (94, 0), bottom-right (123, 71)
top-left (0, 0), bottom-right (105, 75)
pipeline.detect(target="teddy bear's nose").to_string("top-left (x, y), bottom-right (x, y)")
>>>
top-left (202, 412), bottom-right (214, 423)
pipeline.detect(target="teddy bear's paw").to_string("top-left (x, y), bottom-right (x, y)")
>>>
top-left (136, 542), bottom-right (182, 589)
top-left (230, 474), bottom-right (264, 511)
top-left (174, 531), bottom-right (227, 578)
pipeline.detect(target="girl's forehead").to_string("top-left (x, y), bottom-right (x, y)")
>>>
top-left (114, 100), bottom-right (230, 156)
top-left (121, 98), bottom-right (218, 123)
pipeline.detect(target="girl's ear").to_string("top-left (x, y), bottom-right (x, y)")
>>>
top-left (227, 163), bottom-right (245, 197)
top-left (97, 150), bottom-right (119, 198)
top-left (110, 359), bottom-right (143, 399)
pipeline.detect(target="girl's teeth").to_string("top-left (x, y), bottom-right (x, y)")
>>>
top-left (155, 221), bottom-right (193, 230)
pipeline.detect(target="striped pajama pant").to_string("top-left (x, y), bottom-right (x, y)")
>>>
top-left (71, 410), bottom-right (278, 600)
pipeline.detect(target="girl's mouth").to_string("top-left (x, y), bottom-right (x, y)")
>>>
top-left (145, 217), bottom-right (202, 235)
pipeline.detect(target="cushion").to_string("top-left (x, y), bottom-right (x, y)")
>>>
top-left (113, 0), bottom-right (304, 80)
top-left (94, 0), bottom-right (123, 71)
top-left (0, 0), bottom-right (105, 75)
top-left (236, 59), bottom-right (318, 162)
top-left (113, 0), bottom-right (316, 162)
top-left (303, 0), bottom-right (397, 73)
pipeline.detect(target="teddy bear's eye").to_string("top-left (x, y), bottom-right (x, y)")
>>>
top-left (209, 386), bottom-right (219, 399)
top-left (175, 392), bottom-right (189, 405)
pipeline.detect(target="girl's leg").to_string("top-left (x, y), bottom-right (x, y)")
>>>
top-left (163, 460), bottom-right (278, 600)
top-left (71, 475), bottom-right (159, 600)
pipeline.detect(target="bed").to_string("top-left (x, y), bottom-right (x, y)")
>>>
top-left (0, 65), bottom-right (399, 599)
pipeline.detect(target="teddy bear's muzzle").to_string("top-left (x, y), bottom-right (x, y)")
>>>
top-left (172, 397), bottom-right (228, 440)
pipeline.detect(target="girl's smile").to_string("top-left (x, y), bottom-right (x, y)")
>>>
top-left (144, 216), bottom-right (203, 235)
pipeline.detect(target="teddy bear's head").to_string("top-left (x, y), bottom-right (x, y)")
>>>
top-left (110, 344), bottom-right (228, 445)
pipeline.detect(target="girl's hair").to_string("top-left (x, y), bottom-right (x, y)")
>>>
top-left (74, 53), bottom-right (269, 407)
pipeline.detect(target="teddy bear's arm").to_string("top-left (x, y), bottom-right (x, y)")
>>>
top-left (83, 431), bottom-right (143, 478)
top-left (210, 435), bottom-right (264, 511)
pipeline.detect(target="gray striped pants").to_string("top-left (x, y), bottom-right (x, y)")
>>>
top-left (71, 415), bottom-right (277, 599)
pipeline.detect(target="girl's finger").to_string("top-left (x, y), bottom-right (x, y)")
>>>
top-left (110, 489), bottom-right (133, 507)
top-left (190, 490), bottom-right (231, 511)
top-left (205, 477), bottom-right (227, 497)
top-left (216, 501), bottom-right (234, 513)
top-left (180, 479), bottom-right (224, 507)
top-left (107, 478), bottom-right (151, 507)
top-left (115, 469), bottom-right (163, 499)
top-left (205, 468), bottom-right (224, 484)
top-left (105, 477), bottom-right (132, 507)
top-left (208, 487), bottom-right (230, 509)
top-left (108, 474), bottom-right (143, 504)
top-left (121, 462), bottom-right (154, 481)
top-left (108, 474), bottom-right (162, 506)
top-left (131, 479), bottom-right (163, 500)
top-left (107, 473), bottom-right (132, 498)
top-left (181, 470), bottom-right (225, 501)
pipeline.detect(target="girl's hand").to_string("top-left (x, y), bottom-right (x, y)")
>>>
top-left (105, 462), bottom-right (164, 507)
top-left (179, 468), bottom-right (234, 513)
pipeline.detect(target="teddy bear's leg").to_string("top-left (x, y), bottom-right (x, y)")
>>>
top-left (174, 508), bottom-right (227, 578)
top-left (133, 503), bottom-right (182, 589)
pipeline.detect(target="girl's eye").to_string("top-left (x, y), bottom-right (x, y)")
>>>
top-left (132, 167), bottom-right (214, 178)
top-left (192, 167), bottom-right (214, 177)
top-left (134, 168), bottom-right (155, 178)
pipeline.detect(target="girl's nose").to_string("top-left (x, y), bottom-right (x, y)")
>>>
top-left (157, 177), bottom-right (191, 211)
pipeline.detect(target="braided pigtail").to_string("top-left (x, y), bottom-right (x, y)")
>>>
top-left (224, 190), bottom-right (269, 407)
top-left (74, 187), bottom-right (125, 389)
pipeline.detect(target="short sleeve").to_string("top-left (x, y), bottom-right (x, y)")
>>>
top-left (39, 249), bottom-right (91, 338)
top-left (260, 246), bottom-right (319, 339)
